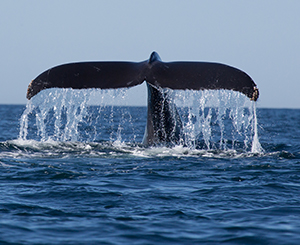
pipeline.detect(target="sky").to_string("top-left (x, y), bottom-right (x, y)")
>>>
top-left (0, 0), bottom-right (299, 108)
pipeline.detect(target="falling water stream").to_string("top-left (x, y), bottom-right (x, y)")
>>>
top-left (19, 88), bottom-right (262, 153)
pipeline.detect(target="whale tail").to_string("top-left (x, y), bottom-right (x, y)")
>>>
top-left (143, 83), bottom-right (184, 146)
top-left (27, 51), bottom-right (258, 101)
top-left (26, 51), bottom-right (259, 146)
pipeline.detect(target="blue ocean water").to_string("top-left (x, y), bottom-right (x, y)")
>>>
top-left (0, 90), bottom-right (300, 244)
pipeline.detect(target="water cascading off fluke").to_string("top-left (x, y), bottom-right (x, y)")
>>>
top-left (19, 88), bottom-right (262, 153)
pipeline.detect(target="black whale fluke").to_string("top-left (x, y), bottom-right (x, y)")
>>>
top-left (26, 52), bottom-right (259, 146)
top-left (27, 51), bottom-right (258, 101)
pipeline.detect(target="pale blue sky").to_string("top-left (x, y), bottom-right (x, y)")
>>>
top-left (0, 0), bottom-right (299, 108)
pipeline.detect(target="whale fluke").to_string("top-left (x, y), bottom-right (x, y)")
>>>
top-left (27, 51), bottom-right (259, 101)
top-left (26, 52), bottom-right (259, 146)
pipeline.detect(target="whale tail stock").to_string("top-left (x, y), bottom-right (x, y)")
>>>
top-left (27, 51), bottom-right (259, 101)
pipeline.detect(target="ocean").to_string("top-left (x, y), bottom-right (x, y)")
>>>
top-left (0, 89), bottom-right (299, 244)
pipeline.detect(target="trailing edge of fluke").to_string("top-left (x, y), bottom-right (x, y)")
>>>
top-left (27, 51), bottom-right (259, 101)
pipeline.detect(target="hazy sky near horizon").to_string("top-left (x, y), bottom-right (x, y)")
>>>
top-left (0, 0), bottom-right (299, 108)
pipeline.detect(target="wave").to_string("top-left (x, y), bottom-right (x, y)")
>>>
top-left (0, 139), bottom-right (288, 161)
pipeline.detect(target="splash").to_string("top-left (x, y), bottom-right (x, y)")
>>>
top-left (20, 89), bottom-right (91, 141)
top-left (19, 88), bottom-right (133, 143)
top-left (174, 90), bottom-right (262, 152)
top-left (251, 102), bottom-right (263, 153)
top-left (19, 88), bottom-right (262, 153)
